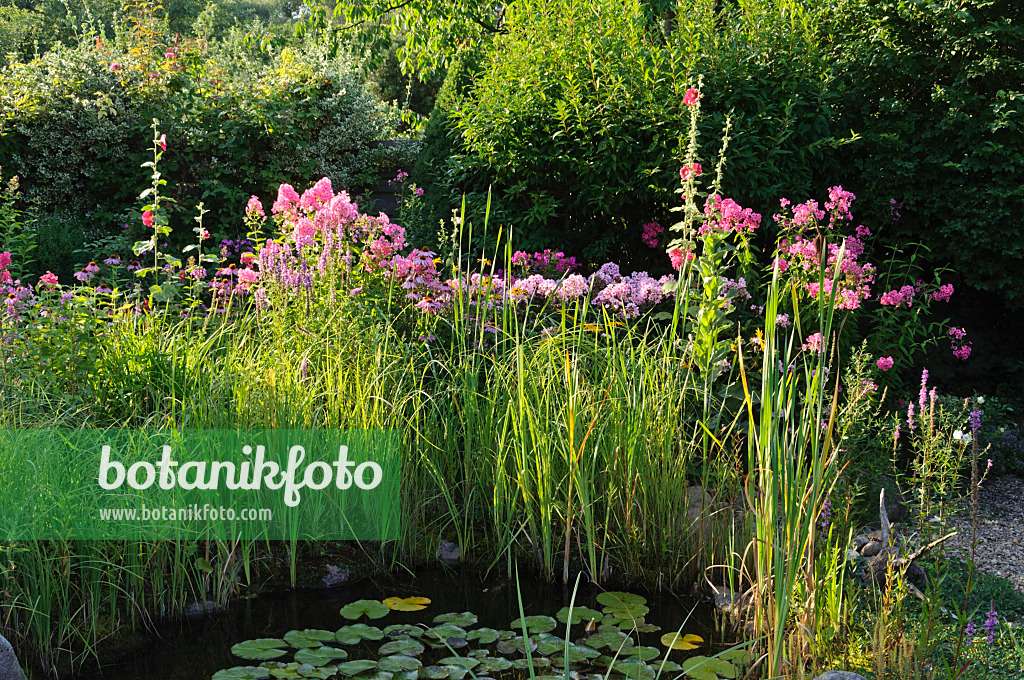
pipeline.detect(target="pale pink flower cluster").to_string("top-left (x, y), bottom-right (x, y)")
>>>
top-left (590, 270), bottom-right (675, 319)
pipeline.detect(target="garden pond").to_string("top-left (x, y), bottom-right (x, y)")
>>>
top-left (69, 568), bottom-right (740, 680)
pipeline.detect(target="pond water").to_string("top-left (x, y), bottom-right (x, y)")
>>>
top-left (69, 568), bottom-right (720, 680)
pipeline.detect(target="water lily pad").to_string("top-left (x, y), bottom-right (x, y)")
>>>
top-left (379, 639), bottom-right (425, 656)
top-left (365, 672), bottom-right (396, 680)
top-left (392, 671), bottom-right (419, 680)
top-left (432, 612), bottom-right (478, 627)
top-left (439, 657), bottom-right (478, 669)
top-left (554, 643), bottom-right (601, 663)
top-left (336, 660), bottom-right (380, 676)
top-left (466, 628), bottom-right (501, 644)
top-left (603, 605), bottom-right (650, 621)
top-left (512, 658), bottom-right (552, 670)
top-left (442, 668), bottom-right (467, 680)
top-left (384, 625), bottom-right (425, 638)
top-left (596, 592), bottom-right (647, 609)
top-left (583, 631), bottom-right (633, 651)
top-left (425, 624), bottom-right (468, 641)
top-left (681, 656), bottom-right (736, 680)
top-left (654, 660), bottom-right (682, 673)
top-left (556, 606), bottom-right (604, 625)
top-left (622, 646), bottom-right (660, 662)
top-left (633, 622), bottom-right (661, 634)
top-left (384, 597), bottom-right (431, 612)
top-left (511, 615), bottom-right (557, 634)
top-left (284, 630), bottom-right (338, 648)
top-left (614, 658), bottom-right (656, 680)
top-left (716, 649), bottom-right (751, 665)
top-left (660, 633), bottom-right (703, 651)
top-left (294, 647), bottom-right (348, 666)
top-left (299, 665), bottom-right (340, 680)
top-left (467, 649), bottom-right (489, 659)
top-left (532, 633), bottom-right (565, 656)
top-left (475, 657), bottom-right (513, 674)
top-left (232, 639), bottom-right (288, 661)
top-left (341, 600), bottom-right (390, 620)
top-left (336, 624), bottom-right (385, 645)
top-left (422, 667), bottom-right (449, 680)
top-left (446, 638), bottom-right (468, 649)
top-left (378, 655), bottom-right (422, 673)
top-left (597, 624), bottom-right (623, 633)
top-left (213, 667), bottom-right (272, 680)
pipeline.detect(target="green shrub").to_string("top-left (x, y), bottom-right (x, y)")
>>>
top-left (832, 0), bottom-right (1024, 304)
top-left (439, 0), bottom-right (841, 262)
top-left (0, 2), bottom-right (407, 276)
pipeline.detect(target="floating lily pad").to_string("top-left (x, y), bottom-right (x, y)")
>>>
top-left (446, 638), bottom-right (468, 649)
top-left (556, 606), bottom-right (604, 625)
top-left (717, 649), bottom-right (751, 665)
top-left (583, 631), bottom-right (633, 651)
top-left (633, 622), bottom-right (661, 634)
top-left (294, 647), bottom-right (348, 666)
top-left (654, 660), bottom-right (682, 673)
top-left (384, 597), bottom-right (431, 612)
top-left (442, 667), bottom-right (467, 680)
top-left (336, 624), bottom-right (385, 645)
top-left (432, 612), bottom-right (478, 627)
top-left (439, 657), bottom-right (479, 669)
top-left (511, 615), bottom-right (557, 634)
top-left (422, 666), bottom-right (449, 680)
top-left (425, 624), bottom-right (468, 641)
top-left (596, 592), bottom-right (647, 609)
top-left (379, 639), bottom-right (425, 656)
top-left (532, 633), bottom-right (565, 656)
top-left (512, 658), bottom-right (552, 670)
top-left (661, 633), bottom-right (703, 651)
top-left (341, 600), bottom-right (391, 620)
top-left (378, 655), bottom-right (422, 673)
top-left (598, 624), bottom-right (623, 633)
top-left (284, 630), bottom-right (337, 649)
top-left (466, 628), bottom-right (501, 644)
top-left (603, 605), bottom-right (650, 621)
top-left (232, 639), bottom-right (288, 661)
top-left (475, 657), bottom-right (513, 674)
top-left (622, 646), bottom-right (660, 662)
top-left (213, 667), bottom-right (272, 680)
top-left (467, 649), bottom-right (489, 659)
top-left (681, 656), bottom-right (737, 680)
top-left (392, 671), bottom-right (419, 680)
top-left (365, 672), bottom-right (396, 680)
top-left (336, 660), bottom-right (379, 676)
top-left (299, 665), bottom-right (340, 680)
top-left (263, 662), bottom-right (322, 679)
top-left (614, 657), bottom-right (656, 680)
top-left (384, 625), bottom-right (425, 638)
top-left (554, 643), bottom-right (601, 663)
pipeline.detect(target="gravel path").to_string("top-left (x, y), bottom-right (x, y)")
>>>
top-left (946, 475), bottom-right (1024, 593)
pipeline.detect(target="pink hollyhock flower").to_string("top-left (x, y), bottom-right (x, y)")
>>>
top-left (142, 210), bottom-right (154, 227)
top-left (199, 229), bottom-right (210, 240)
top-left (877, 356), bottom-right (894, 371)
top-left (668, 247), bottom-right (693, 270)
top-left (157, 134), bottom-right (167, 151)
top-left (684, 88), bottom-right (701, 106)
top-left (680, 163), bottom-right (703, 181)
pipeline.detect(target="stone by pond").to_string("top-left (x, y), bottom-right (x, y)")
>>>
top-left (67, 569), bottom-right (725, 680)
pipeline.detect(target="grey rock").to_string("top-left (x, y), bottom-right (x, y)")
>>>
top-left (184, 600), bottom-right (223, 618)
top-left (0, 634), bottom-right (26, 680)
top-left (851, 535), bottom-right (870, 550)
top-left (813, 673), bottom-right (868, 680)
top-left (321, 564), bottom-right (351, 588)
top-left (861, 541), bottom-right (883, 557)
top-left (437, 539), bottom-right (461, 565)
top-left (709, 584), bottom-right (745, 619)
top-left (684, 486), bottom-right (713, 523)
top-left (846, 549), bottom-right (861, 562)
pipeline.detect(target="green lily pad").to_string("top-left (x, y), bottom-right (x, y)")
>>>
top-left (583, 631), bottom-right (633, 651)
top-left (555, 606), bottom-right (604, 625)
top-left (441, 668), bottom-right (467, 680)
top-left (422, 667), bottom-right (449, 680)
top-left (432, 612), bottom-right (478, 627)
top-left (717, 649), bottom-right (751, 665)
top-left (232, 639), bottom-right (288, 661)
top-left (533, 633), bottom-right (565, 656)
top-left (596, 592), bottom-right (647, 609)
top-left (622, 646), bottom-right (660, 662)
top-left (299, 666), bottom-right (340, 680)
top-left (475, 657), bottom-right (513, 673)
top-left (378, 655), bottom-right (422, 672)
top-left (438, 657), bottom-right (478, 669)
top-left (336, 660), bottom-right (380, 676)
top-left (284, 630), bottom-right (338, 649)
top-left (341, 600), bottom-right (390, 620)
top-left (385, 625), bottom-right (425, 638)
top-left (511, 615), bottom-right (557, 634)
top-left (294, 647), bottom-right (348, 666)
top-left (633, 622), bottom-right (661, 633)
top-left (467, 649), bottom-right (489, 659)
top-left (425, 624), bottom-right (468, 641)
top-left (615, 657), bottom-right (656, 680)
top-left (681, 656), bottom-right (736, 680)
top-left (379, 639), bottom-right (425, 656)
top-left (365, 673), bottom-right (396, 680)
top-left (512, 658), bottom-right (552, 670)
top-left (336, 624), bottom-right (385, 645)
top-left (554, 643), bottom-right (601, 663)
top-left (603, 605), bottom-right (650, 621)
top-left (661, 633), bottom-right (703, 651)
top-left (466, 628), bottom-right (501, 644)
top-left (213, 667), bottom-right (272, 680)
top-left (392, 671), bottom-right (419, 680)
top-left (654, 660), bottom-right (683, 673)
top-left (598, 624), bottom-right (623, 633)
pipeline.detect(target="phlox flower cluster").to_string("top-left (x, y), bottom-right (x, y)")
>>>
top-left (511, 250), bottom-right (578, 276)
top-left (641, 221), bottom-right (664, 248)
top-left (699, 195), bottom-right (761, 237)
top-left (590, 269), bottom-right (675, 320)
top-left (949, 327), bottom-right (972, 361)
